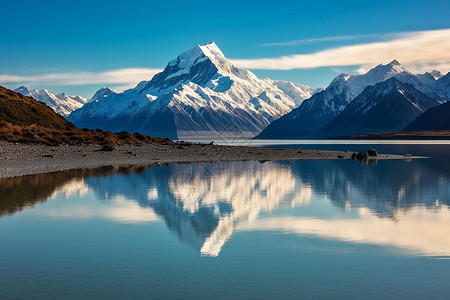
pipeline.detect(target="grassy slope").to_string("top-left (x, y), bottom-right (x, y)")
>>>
top-left (0, 86), bottom-right (75, 130)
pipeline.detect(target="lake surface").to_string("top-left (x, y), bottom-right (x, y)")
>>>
top-left (1, 142), bottom-right (450, 299)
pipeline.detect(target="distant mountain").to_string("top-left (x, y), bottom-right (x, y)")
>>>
top-left (321, 78), bottom-right (441, 137)
top-left (404, 100), bottom-right (450, 131)
top-left (68, 42), bottom-right (313, 139)
top-left (0, 86), bottom-right (75, 130)
top-left (416, 70), bottom-right (444, 85)
top-left (257, 60), bottom-right (448, 139)
top-left (14, 86), bottom-right (87, 117)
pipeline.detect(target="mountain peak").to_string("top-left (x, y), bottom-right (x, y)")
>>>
top-left (90, 87), bottom-right (116, 102)
top-left (200, 42), bottom-right (234, 75)
top-left (429, 70), bottom-right (444, 80)
top-left (165, 42), bottom-right (225, 69)
top-left (389, 59), bottom-right (401, 66)
top-left (14, 86), bottom-right (31, 96)
top-left (199, 41), bottom-right (219, 51)
top-left (39, 89), bottom-right (52, 95)
top-left (198, 41), bottom-right (225, 60)
top-left (15, 85), bottom-right (28, 91)
top-left (363, 60), bottom-right (410, 84)
top-left (140, 42), bottom-right (238, 93)
top-left (332, 73), bottom-right (351, 82)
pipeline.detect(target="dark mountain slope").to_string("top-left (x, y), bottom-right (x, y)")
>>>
top-left (405, 101), bottom-right (450, 131)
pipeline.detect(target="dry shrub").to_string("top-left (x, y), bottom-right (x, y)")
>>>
top-left (0, 121), bottom-right (173, 146)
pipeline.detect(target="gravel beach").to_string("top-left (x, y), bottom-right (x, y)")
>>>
top-left (0, 141), bottom-right (413, 178)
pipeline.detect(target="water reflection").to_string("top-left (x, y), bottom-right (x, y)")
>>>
top-left (160, 162), bottom-right (308, 256)
top-left (0, 166), bottom-right (147, 216)
top-left (288, 159), bottom-right (450, 218)
top-left (78, 162), bottom-right (308, 256)
top-left (1, 157), bottom-right (449, 257)
top-left (242, 206), bottom-right (450, 257)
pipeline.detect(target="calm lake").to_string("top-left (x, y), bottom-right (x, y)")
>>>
top-left (1, 141), bottom-right (449, 299)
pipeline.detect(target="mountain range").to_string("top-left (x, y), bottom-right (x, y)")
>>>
top-left (68, 42), bottom-right (314, 139)
top-left (320, 78), bottom-right (441, 136)
top-left (14, 86), bottom-right (87, 117)
top-left (258, 60), bottom-right (450, 138)
top-left (7, 43), bottom-right (450, 139)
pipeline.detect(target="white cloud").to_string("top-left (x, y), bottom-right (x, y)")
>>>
top-left (233, 28), bottom-right (450, 73)
top-left (260, 33), bottom-right (387, 47)
top-left (0, 68), bottom-right (162, 90)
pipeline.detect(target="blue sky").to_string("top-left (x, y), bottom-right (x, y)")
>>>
top-left (1, 0), bottom-right (450, 98)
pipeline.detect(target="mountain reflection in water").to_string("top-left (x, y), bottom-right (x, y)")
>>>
top-left (1, 157), bottom-right (449, 257)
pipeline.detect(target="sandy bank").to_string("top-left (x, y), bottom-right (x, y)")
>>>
top-left (0, 142), bottom-right (416, 178)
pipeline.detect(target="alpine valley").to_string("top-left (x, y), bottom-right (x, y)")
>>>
top-left (68, 42), bottom-right (314, 139)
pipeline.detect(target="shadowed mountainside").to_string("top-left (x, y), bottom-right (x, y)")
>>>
top-left (405, 101), bottom-right (450, 131)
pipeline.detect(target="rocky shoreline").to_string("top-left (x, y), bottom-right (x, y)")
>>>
top-left (0, 141), bottom-right (416, 178)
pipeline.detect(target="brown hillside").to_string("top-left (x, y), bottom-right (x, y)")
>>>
top-left (0, 86), bottom-right (75, 130)
top-left (0, 86), bottom-right (172, 145)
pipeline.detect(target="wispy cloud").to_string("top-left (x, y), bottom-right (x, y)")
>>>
top-left (233, 29), bottom-right (450, 73)
top-left (0, 68), bottom-right (162, 90)
top-left (260, 33), bottom-right (389, 47)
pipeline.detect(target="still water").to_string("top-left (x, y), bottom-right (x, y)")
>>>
top-left (1, 143), bottom-right (449, 299)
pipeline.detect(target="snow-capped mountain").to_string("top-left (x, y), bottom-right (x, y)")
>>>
top-left (68, 42), bottom-right (312, 139)
top-left (257, 60), bottom-right (448, 138)
top-left (14, 86), bottom-right (87, 117)
top-left (321, 78), bottom-right (441, 137)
